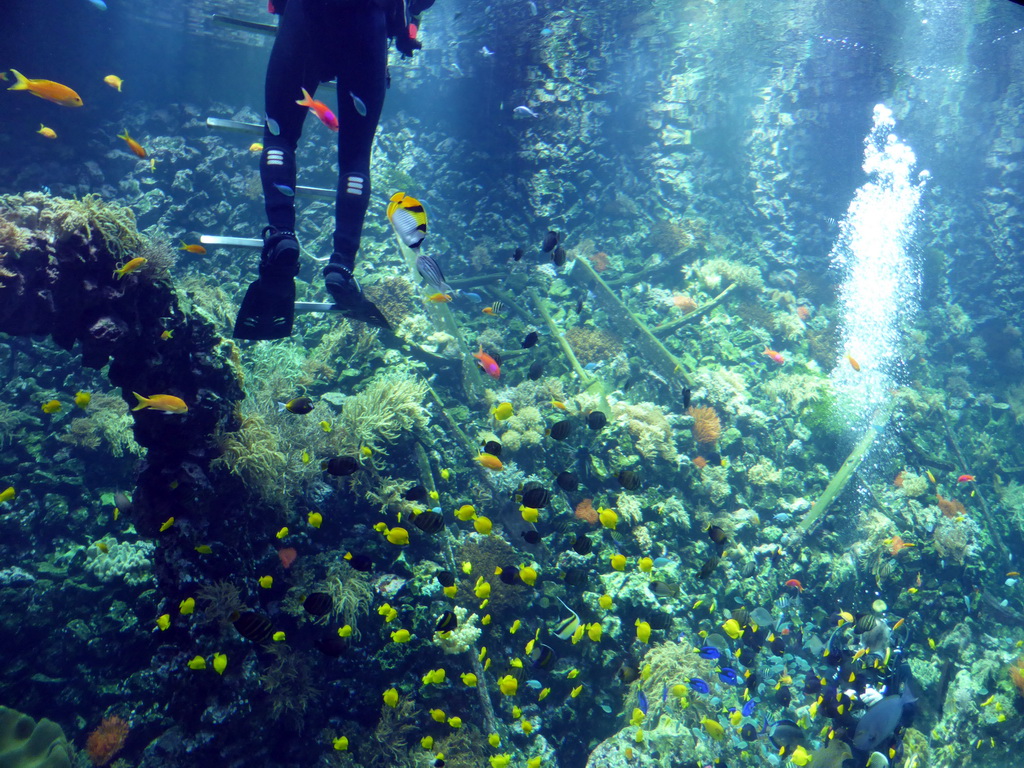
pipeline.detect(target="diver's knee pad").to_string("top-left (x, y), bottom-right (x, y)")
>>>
top-left (340, 171), bottom-right (370, 201)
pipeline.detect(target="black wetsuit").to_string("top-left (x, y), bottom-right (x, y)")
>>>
top-left (260, 0), bottom-right (433, 271)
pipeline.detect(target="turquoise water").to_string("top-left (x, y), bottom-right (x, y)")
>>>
top-left (2, 1), bottom-right (1024, 767)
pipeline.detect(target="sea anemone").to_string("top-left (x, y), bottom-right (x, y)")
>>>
top-left (687, 406), bottom-right (721, 445)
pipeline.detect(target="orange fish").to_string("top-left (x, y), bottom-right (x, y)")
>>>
top-left (113, 257), bottom-right (147, 279)
top-left (131, 392), bottom-right (189, 414)
top-left (846, 354), bottom-right (861, 371)
top-left (296, 88), bottom-right (338, 131)
top-left (179, 241), bottom-right (207, 254)
top-left (482, 307), bottom-right (497, 315)
top-left (37, 124), bottom-right (57, 139)
top-left (473, 346), bottom-right (500, 379)
top-left (957, 474), bottom-right (975, 483)
top-left (117, 130), bottom-right (146, 158)
top-left (475, 453), bottom-right (503, 471)
top-left (426, 292), bottom-right (451, 302)
top-left (7, 69), bottom-right (83, 107)
top-left (762, 347), bottom-right (785, 365)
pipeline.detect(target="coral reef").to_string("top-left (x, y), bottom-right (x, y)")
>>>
top-left (686, 405), bottom-right (721, 445)
top-left (85, 715), bottom-right (129, 766)
top-left (564, 326), bottom-right (623, 366)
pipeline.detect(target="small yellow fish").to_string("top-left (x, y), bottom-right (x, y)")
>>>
top-left (519, 566), bottom-right (538, 586)
top-left (551, 400), bottom-right (567, 410)
top-left (538, 688), bottom-right (550, 701)
top-left (383, 688), bottom-right (399, 708)
top-left (520, 506), bottom-right (539, 523)
top-left (570, 685), bottom-right (583, 698)
top-left (391, 629), bottom-right (412, 643)
top-left (488, 734), bottom-right (501, 748)
top-left (187, 656), bottom-right (206, 670)
top-left (790, 745), bottom-right (813, 766)
top-left (455, 504), bottom-right (477, 521)
top-left (338, 625), bottom-right (353, 637)
top-left (37, 124), bottom-right (56, 139)
top-left (194, 545), bottom-right (212, 554)
top-left (0, 487), bottom-right (14, 504)
top-left (308, 511), bottom-right (323, 528)
top-left (428, 489), bottom-right (439, 500)
top-left (610, 553), bottom-right (627, 571)
top-left (440, 468), bottom-right (451, 480)
top-left (360, 446), bottom-right (373, 457)
top-left (332, 736), bottom-right (348, 751)
top-left (448, 716), bottom-right (463, 728)
top-left (588, 622), bottom-right (603, 642)
top-left (927, 470), bottom-right (937, 484)
top-left (421, 736), bottom-right (434, 750)
top-left (159, 516), bottom-right (175, 532)
top-left (73, 391), bottom-right (91, 409)
top-left (598, 594), bottom-right (613, 609)
top-left (635, 619), bottom-right (651, 643)
top-left (598, 507), bottom-right (618, 530)
top-left (212, 653), bottom-right (227, 675)
top-left (156, 614), bottom-right (171, 631)
top-left (95, 541), bottom-right (109, 553)
top-left (272, 630), bottom-right (286, 641)
top-left (492, 402), bottom-right (514, 420)
top-left (258, 575), bottom-right (273, 589)
top-left (179, 597), bottom-right (195, 614)
top-left (319, 420), bottom-right (332, 433)
top-left (430, 708), bottom-right (446, 723)
top-left (249, 142), bottom-right (263, 152)
top-left (160, 329), bottom-right (173, 340)
top-left (701, 717), bottom-right (725, 741)
top-left (386, 526), bottom-right (410, 545)
top-left (461, 672), bottom-right (478, 686)
top-left (474, 516), bottom-right (493, 534)
top-left (113, 256), bottom-right (147, 279)
top-left (103, 74), bottom-right (123, 92)
top-left (638, 557), bottom-right (653, 572)
top-left (499, 675), bottom-right (518, 695)
top-left (276, 526), bottom-right (289, 539)
top-left (300, 450), bottom-right (311, 464)
top-left (41, 399), bottom-right (62, 414)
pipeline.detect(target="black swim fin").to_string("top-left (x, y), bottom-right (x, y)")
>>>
top-left (331, 295), bottom-right (390, 329)
top-left (233, 276), bottom-right (296, 340)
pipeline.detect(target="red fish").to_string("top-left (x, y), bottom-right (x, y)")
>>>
top-left (784, 578), bottom-right (803, 592)
top-left (296, 88), bottom-right (338, 131)
top-left (763, 347), bottom-right (785, 365)
top-left (957, 474), bottom-right (975, 483)
top-left (473, 346), bottom-right (500, 379)
top-left (278, 547), bottom-right (298, 569)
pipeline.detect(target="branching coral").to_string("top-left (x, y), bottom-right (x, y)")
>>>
top-left (1, 192), bottom-right (145, 260)
top-left (612, 399), bottom-right (679, 462)
top-left (212, 414), bottom-right (290, 511)
top-left (699, 257), bottom-right (764, 292)
top-left (687, 405), bottom-right (721, 445)
top-left (58, 392), bottom-right (141, 457)
top-left (319, 561), bottom-right (374, 635)
top-left (326, 371), bottom-right (429, 457)
top-left (564, 326), bottom-right (623, 366)
top-left (261, 645), bottom-right (322, 721)
top-left (365, 697), bottom-right (419, 768)
top-left (196, 580), bottom-right (246, 627)
top-left (364, 276), bottom-right (419, 328)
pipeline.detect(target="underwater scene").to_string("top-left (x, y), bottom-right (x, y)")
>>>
top-left (3, 0), bottom-right (1024, 767)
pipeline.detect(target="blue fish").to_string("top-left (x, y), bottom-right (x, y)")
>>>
top-left (637, 690), bottom-right (648, 715)
top-left (742, 699), bottom-right (757, 717)
top-left (718, 667), bottom-right (741, 686)
top-left (350, 91), bottom-right (367, 117)
top-left (661, 685), bottom-right (668, 703)
top-left (87, 0), bottom-right (107, 9)
top-left (462, 292), bottom-right (483, 303)
top-left (273, 183), bottom-right (295, 197)
top-left (698, 646), bottom-right (721, 660)
top-left (689, 678), bottom-right (710, 695)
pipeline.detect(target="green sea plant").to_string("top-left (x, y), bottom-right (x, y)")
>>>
top-left (196, 580), bottom-right (246, 628)
top-left (212, 414), bottom-right (290, 511)
top-left (261, 644), bottom-right (323, 722)
top-left (57, 392), bottom-right (141, 457)
top-left (320, 561), bottom-right (374, 635)
top-left (325, 371), bottom-right (429, 457)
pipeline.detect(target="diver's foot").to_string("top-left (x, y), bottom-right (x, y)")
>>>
top-left (323, 259), bottom-right (390, 328)
top-left (260, 226), bottom-right (300, 280)
top-left (323, 261), bottom-right (362, 305)
top-left (232, 228), bottom-right (299, 340)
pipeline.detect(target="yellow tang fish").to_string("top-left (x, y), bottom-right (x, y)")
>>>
top-left (37, 124), bottom-right (56, 139)
top-left (103, 75), bottom-right (123, 92)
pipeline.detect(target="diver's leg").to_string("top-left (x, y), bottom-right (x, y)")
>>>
top-left (235, 0), bottom-right (319, 339)
top-left (323, 4), bottom-right (389, 310)
top-left (260, 0), bottom-right (320, 270)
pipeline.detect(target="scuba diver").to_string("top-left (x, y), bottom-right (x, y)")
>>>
top-left (235, 0), bottom-right (435, 340)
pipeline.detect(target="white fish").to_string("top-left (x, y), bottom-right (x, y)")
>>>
top-left (528, 0), bottom-right (538, 14)
top-left (480, 46), bottom-right (495, 56)
top-left (514, 105), bottom-right (539, 118)
top-left (350, 91), bottom-right (367, 117)
top-left (265, 116), bottom-right (281, 136)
